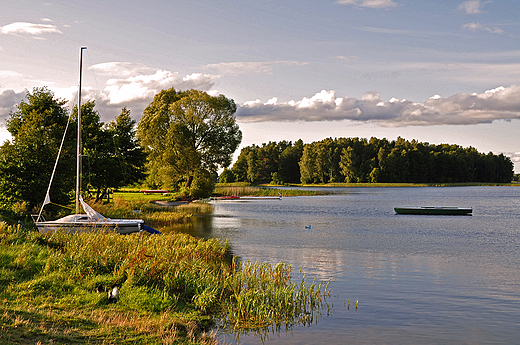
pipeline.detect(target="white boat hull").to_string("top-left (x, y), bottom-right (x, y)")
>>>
top-left (36, 214), bottom-right (144, 234)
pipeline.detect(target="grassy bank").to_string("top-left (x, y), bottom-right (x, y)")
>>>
top-left (294, 182), bottom-right (519, 187)
top-left (0, 223), bottom-right (329, 344)
top-left (93, 196), bottom-right (213, 231)
top-left (214, 182), bottom-right (518, 197)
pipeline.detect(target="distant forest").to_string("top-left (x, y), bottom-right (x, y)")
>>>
top-left (221, 137), bottom-right (514, 184)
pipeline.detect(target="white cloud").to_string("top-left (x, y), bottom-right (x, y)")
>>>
top-left (462, 22), bottom-right (503, 34)
top-left (508, 152), bottom-right (520, 169)
top-left (0, 22), bottom-right (62, 35)
top-left (1, 63), bottom-right (221, 125)
top-left (89, 62), bottom-right (217, 103)
top-left (236, 85), bottom-right (520, 127)
top-left (0, 89), bottom-right (28, 123)
top-left (90, 62), bottom-right (155, 77)
top-left (71, 64), bottom-right (219, 123)
top-left (0, 70), bottom-right (27, 79)
top-left (336, 0), bottom-right (397, 9)
top-left (333, 56), bottom-right (358, 63)
top-left (458, 0), bottom-right (483, 14)
top-left (203, 61), bottom-right (306, 76)
top-left (103, 70), bottom-right (217, 105)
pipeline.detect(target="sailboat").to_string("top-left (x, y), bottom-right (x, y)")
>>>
top-left (34, 47), bottom-right (145, 234)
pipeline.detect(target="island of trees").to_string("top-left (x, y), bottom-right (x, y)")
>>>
top-left (222, 137), bottom-right (514, 185)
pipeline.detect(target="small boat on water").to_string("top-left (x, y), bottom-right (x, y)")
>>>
top-left (215, 194), bottom-right (282, 201)
top-left (217, 195), bottom-right (241, 200)
top-left (394, 206), bottom-right (472, 215)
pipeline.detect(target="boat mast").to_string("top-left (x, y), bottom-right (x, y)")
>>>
top-left (76, 47), bottom-right (86, 214)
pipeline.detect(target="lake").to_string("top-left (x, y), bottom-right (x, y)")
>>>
top-left (189, 186), bottom-right (520, 344)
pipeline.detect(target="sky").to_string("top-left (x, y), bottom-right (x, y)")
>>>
top-left (1, 0), bottom-right (520, 172)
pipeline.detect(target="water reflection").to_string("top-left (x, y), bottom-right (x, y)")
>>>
top-left (166, 187), bottom-right (520, 344)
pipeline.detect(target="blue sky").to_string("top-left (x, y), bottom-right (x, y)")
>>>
top-left (1, 0), bottom-right (520, 172)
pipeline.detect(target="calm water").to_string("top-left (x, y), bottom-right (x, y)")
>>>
top-left (189, 187), bottom-right (520, 344)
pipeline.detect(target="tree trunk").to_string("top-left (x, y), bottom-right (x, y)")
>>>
top-left (185, 175), bottom-right (194, 189)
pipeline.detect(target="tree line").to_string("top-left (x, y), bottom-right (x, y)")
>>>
top-left (224, 137), bottom-right (513, 184)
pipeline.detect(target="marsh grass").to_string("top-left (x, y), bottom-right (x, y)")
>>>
top-left (88, 197), bottom-right (213, 230)
top-left (214, 186), bottom-right (326, 197)
top-left (1, 223), bottom-right (329, 344)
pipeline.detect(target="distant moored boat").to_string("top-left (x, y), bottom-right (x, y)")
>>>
top-left (394, 206), bottom-right (472, 215)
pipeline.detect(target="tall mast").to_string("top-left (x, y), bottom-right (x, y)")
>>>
top-left (76, 47), bottom-right (87, 214)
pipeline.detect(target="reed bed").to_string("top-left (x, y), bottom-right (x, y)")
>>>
top-left (0, 223), bottom-right (329, 344)
top-left (214, 186), bottom-right (327, 197)
top-left (86, 197), bottom-right (212, 230)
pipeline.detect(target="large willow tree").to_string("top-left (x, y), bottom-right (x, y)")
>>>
top-left (137, 88), bottom-right (242, 197)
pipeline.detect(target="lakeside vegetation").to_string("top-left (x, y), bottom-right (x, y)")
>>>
top-left (0, 221), bottom-right (329, 344)
top-left (213, 183), bottom-right (330, 197)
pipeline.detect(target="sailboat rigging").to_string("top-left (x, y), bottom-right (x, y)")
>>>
top-left (34, 47), bottom-right (146, 234)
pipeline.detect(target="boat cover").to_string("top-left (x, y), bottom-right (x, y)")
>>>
top-left (79, 195), bottom-right (108, 221)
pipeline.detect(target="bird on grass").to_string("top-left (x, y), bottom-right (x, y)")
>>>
top-left (108, 286), bottom-right (119, 303)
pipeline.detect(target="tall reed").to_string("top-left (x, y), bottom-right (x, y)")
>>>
top-left (214, 186), bottom-right (326, 197)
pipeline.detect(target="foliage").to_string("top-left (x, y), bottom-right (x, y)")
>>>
top-left (0, 222), bottom-right (329, 344)
top-left (218, 168), bottom-right (235, 183)
top-left (0, 88), bottom-right (146, 219)
top-left (232, 140), bottom-right (303, 184)
top-left (108, 107), bottom-right (147, 187)
top-left (78, 103), bottom-right (146, 201)
top-left (231, 137), bottom-right (514, 184)
top-left (137, 88), bottom-right (242, 198)
top-left (0, 87), bottom-right (74, 212)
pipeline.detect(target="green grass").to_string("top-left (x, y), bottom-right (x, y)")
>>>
top-left (0, 222), bottom-right (329, 344)
top-left (297, 182), bottom-right (519, 187)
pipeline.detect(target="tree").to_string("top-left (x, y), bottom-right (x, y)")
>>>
top-left (0, 87), bottom-right (74, 212)
top-left (219, 168), bottom-right (235, 183)
top-left (78, 103), bottom-right (145, 201)
top-left (299, 143), bottom-right (316, 184)
top-left (137, 88), bottom-right (242, 197)
top-left (0, 88), bottom-right (147, 216)
top-left (108, 107), bottom-right (146, 187)
top-left (279, 139), bottom-right (303, 183)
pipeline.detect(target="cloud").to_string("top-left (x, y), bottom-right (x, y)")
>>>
top-left (462, 22), bottom-right (503, 34)
top-left (90, 62), bottom-right (156, 77)
top-left (336, 0), bottom-right (397, 9)
top-left (236, 85), bottom-right (520, 127)
top-left (508, 152), bottom-right (520, 170)
top-left (0, 22), bottom-right (62, 35)
top-left (361, 27), bottom-right (413, 35)
top-left (203, 61), bottom-right (306, 76)
top-left (72, 63), bottom-right (219, 123)
top-left (458, 0), bottom-right (483, 14)
top-left (0, 89), bottom-right (28, 125)
top-left (333, 56), bottom-right (358, 63)
top-left (2, 63), bottom-right (220, 125)
top-left (102, 70), bottom-right (217, 105)
top-left (0, 70), bottom-right (27, 79)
